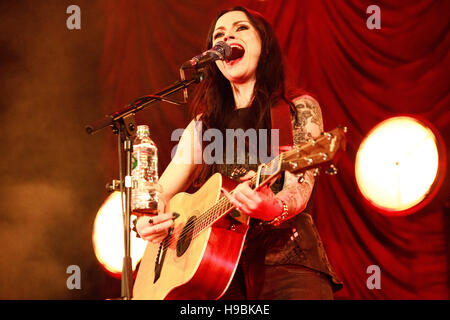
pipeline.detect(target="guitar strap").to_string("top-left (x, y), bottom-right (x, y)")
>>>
top-left (270, 98), bottom-right (294, 155)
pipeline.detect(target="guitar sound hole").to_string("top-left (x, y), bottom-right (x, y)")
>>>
top-left (176, 216), bottom-right (196, 257)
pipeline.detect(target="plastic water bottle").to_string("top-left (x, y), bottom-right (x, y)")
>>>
top-left (131, 125), bottom-right (159, 215)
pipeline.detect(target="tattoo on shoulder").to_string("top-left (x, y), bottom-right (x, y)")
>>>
top-left (292, 97), bottom-right (324, 144)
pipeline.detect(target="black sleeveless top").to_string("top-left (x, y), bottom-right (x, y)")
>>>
top-left (202, 105), bottom-right (343, 292)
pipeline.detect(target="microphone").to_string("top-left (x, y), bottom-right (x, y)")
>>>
top-left (181, 41), bottom-right (232, 69)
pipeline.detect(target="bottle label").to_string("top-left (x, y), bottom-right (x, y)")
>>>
top-left (132, 155), bottom-right (138, 170)
top-left (131, 140), bottom-right (159, 214)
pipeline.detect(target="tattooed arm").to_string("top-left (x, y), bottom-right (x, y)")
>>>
top-left (275, 95), bottom-right (324, 218)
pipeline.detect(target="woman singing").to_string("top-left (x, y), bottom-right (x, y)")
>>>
top-left (135, 6), bottom-right (342, 299)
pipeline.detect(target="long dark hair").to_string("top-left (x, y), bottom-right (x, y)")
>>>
top-left (190, 6), bottom-right (295, 130)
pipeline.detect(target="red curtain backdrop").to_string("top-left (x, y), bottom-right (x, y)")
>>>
top-left (99, 0), bottom-right (449, 299)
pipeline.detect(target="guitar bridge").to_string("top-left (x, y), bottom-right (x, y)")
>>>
top-left (153, 228), bottom-right (172, 283)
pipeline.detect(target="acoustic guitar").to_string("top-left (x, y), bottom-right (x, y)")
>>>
top-left (132, 127), bottom-right (346, 299)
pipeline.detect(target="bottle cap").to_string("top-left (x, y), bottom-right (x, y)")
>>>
top-left (136, 125), bottom-right (150, 136)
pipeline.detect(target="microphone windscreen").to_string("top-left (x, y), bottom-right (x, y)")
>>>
top-left (213, 41), bottom-right (232, 59)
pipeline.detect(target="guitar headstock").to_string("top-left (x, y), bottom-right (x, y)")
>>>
top-left (281, 126), bottom-right (347, 175)
top-left (252, 127), bottom-right (347, 190)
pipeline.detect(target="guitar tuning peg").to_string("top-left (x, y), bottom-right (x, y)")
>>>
top-left (297, 173), bottom-right (305, 183)
top-left (325, 164), bottom-right (338, 175)
top-left (289, 161), bottom-right (298, 170)
top-left (313, 168), bottom-right (320, 177)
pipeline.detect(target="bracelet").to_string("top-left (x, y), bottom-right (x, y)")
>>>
top-left (269, 198), bottom-right (289, 226)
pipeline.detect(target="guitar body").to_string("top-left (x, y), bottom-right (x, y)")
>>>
top-left (132, 173), bottom-right (250, 300)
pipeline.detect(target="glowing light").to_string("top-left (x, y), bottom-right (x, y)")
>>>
top-left (355, 117), bottom-right (441, 214)
top-left (92, 192), bottom-right (147, 277)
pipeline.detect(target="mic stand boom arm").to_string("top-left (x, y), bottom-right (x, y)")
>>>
top-left (85, 72), bottom-right (203, 135)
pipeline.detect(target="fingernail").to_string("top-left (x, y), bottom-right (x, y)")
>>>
top-left (172, 212), bottom-right (180, 220)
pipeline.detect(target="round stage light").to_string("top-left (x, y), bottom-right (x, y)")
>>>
top-left (355, 116), bottom-right (444, 215)
top-left (92, 191), bottom-right (147, 278)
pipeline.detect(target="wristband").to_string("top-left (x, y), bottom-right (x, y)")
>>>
top-left (269, 198), bottom-right (289, 226)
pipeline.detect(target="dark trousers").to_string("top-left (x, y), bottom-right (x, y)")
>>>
top-left (221, 264), bottom-right (334, 300)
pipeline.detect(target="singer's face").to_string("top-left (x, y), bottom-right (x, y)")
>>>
top-left (212, 11), bottom-right (261, 85)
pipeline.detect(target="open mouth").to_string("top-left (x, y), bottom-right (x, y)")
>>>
top-left (226, 44), bottom-right (245, 65)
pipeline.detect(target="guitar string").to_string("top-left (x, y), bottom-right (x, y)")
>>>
top-left (162, 177), bottom-right (253, 249)
top-left (174, 163), bottom-right (266, 237)
top-left (160, 174), bottom-right (258, 250)
top-left (161, 190), bottom-right (236, 250)
top-left (169, 167), bottom-right (261, 243)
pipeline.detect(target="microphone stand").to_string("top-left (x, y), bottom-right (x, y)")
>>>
top-left (86, 70), bottom-right (204, 300)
